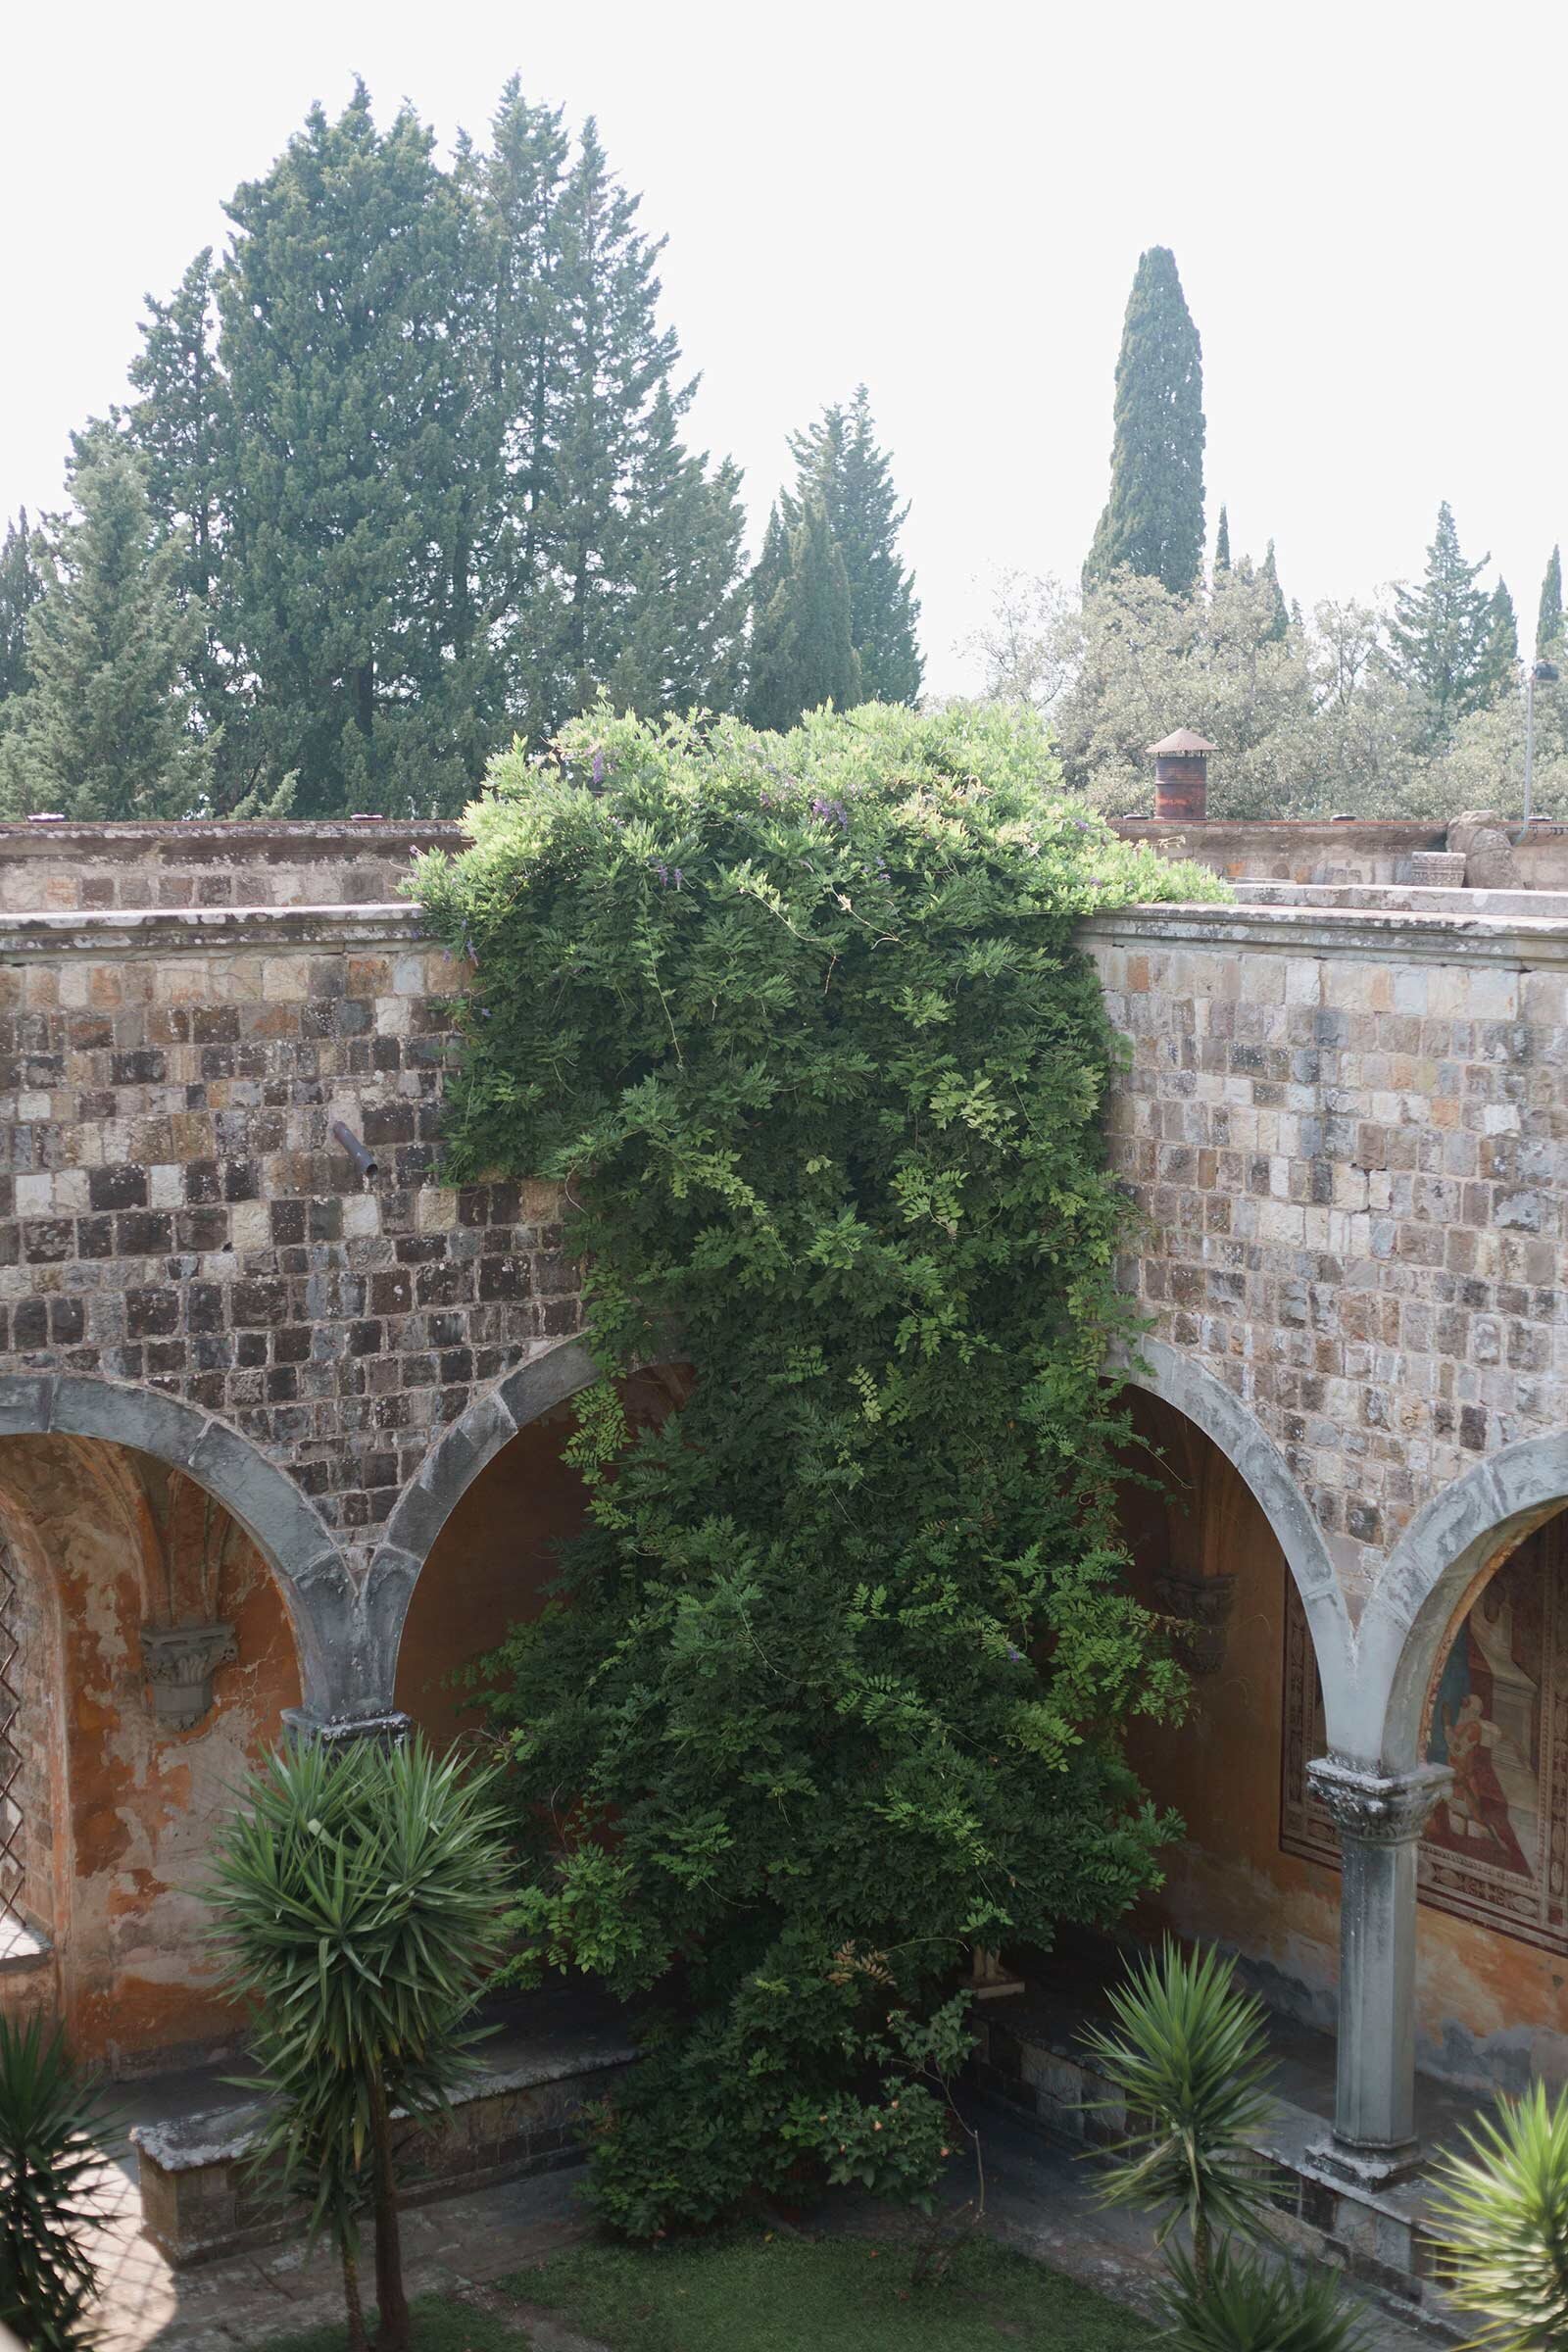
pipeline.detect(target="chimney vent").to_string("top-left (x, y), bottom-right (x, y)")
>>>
top-left (1146, 729), bottom-right (1215, 821)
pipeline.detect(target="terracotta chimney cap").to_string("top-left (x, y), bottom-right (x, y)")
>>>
top-left (1145, 729), bottom-right (1217, 757)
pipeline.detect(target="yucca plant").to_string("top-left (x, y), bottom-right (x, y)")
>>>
top-left (1160, 2236), bottom-right (1369, 2350)
top-left (207, 1737), bottom-right (514, 2352)
top-left (1081, 1937), bottom-right (1277, 2294)
top-left (1425, 2082), bottom-right (1568, 2349)
top-left (0, 2015), bottom-right (116, 2351)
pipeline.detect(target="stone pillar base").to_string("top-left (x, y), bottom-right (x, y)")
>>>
top-left (281, 1706), bottom-right (413, 1748)
top-left (1307, 2133), bottom-right (1425, 2191)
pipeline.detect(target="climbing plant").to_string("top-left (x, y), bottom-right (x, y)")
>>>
top-left (415, 699), bottom-right (1225, 2235)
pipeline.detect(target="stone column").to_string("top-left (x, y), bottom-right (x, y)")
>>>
top-left (1305, 1756), bottom-right (1450, 2183)
top-left (281, 1706), bottom-right (412, 1748)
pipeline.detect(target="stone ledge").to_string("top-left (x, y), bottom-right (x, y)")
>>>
top-left (1081, 899), bottom-right (1568, 967)
top-left (0, 903), bottom-right (430, 957)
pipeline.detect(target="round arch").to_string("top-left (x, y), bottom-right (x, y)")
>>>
top-left (1118, 1340), bottom-right (1359, 1746)
top-left (0, 1370), bottom-right (350, 1715)
top-left (363, 1334), bottom-right (603, 1705)
top-left (1363, 1430), bottom-right (1568, 1776)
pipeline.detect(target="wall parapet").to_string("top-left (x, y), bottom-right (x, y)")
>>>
top-left (1082, 899), bottom-right (1568, 969)
top-left (0, 903), bottom-right (427, 960)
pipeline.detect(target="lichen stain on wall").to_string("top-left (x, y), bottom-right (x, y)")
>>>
top-left (0, 1435), bottom-right (300, 2075)
top-left (1119, 1394), bottom-right (1568, 2094)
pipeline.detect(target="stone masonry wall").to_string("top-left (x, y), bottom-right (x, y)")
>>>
top-left (0, 904), bottom-right (579, 1576)
top-left (1085, 901), bottom-right (1568, 1607)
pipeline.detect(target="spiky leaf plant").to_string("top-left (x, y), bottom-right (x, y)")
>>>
top-left (1425, 2083), bottom-right (1568, 2349)
top-left (1081, 1937), bottom-right (1277, 2292)
top-left (0, 2016), bottom-right (116, 2352)
top-left (1160, 2237), bottom-right (1368, 2350)
top-left (207, 1737), bottom-right (514, 2352)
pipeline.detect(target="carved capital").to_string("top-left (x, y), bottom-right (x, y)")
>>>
top-left (1153, 1570), bottom-right (1238, 1675)
top-left (1305, 1756), bottom-right (1451, 1846)
top-left (140, 1622), bottom-right (237, 1733)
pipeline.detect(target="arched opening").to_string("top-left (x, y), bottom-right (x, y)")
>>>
top-left (1110, 1388), bottom-right (1346, 2041)
top-left (0, 1432), bottom-right (302, 2076)
top-left (394, 1366), bottom-right (688, 1744)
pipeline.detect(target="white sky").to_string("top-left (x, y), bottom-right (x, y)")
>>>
top-left (4, 0), bottom-right (1564, 695)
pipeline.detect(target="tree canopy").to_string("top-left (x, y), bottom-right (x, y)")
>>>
top-left (1084, 246), bottom-right (1205, 596)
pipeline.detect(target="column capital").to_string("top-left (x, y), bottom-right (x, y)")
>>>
top-left (1305, 1756), bottom-right (1451, 1845)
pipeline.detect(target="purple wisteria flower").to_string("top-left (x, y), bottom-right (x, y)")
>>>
top-left (810, 796), bottom-right (850, 830)
top-left (591, 750), bottom-right (606, 786)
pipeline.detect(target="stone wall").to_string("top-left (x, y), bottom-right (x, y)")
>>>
top-left (0, 820), bottom-right (455, 913)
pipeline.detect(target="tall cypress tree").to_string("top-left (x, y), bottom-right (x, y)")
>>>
top-left (1539, 545), bottom-right (1563, 656)
top-left (1213, 505), bottom-right (1231, 576)
top-left (781, 386), bottom-right (921, 703)
top-left (1084, 246), bottom-right (1205, 595)
top-left (1480, 578), bottom-right (1519, 702)
top-left (746, 500), bottom-right (861, 733)
top-left (1388, 503), bottom-right (1498, 729)
top-left (0, 512), bottom-right (44, 706)
top-left (0, 435), bottom-right (208, 818)
top-left (1260, 540), bottom-right (1289, 641)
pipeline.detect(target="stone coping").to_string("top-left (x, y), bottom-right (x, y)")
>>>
top-left (1080, 898), bottom-right (1568, 967)
top-left (7, 890), bottom-right (1568, 968)
top-left (0, 902), bottom-right (429, 957)
top-left (131, 2013), bottom-right (637, 2172)
top-left (0, 819), bottom-right (461, 858)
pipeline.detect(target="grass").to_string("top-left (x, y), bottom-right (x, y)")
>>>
top-left (256, 2292), bottom-right (531, 2350)
top-left (505, 2230), bottom-right (1152, 2350)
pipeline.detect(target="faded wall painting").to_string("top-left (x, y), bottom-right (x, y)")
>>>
top-left (1283, 1513), bottom-right (1568, 1953)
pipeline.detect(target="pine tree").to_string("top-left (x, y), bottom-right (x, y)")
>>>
top-left (1261, 540), bottom-right (1289, 641)
top-left (0, 512), bottom-right (44, 705)
top-left (1480, 578), bottom-right (1519, 703)
top-left (746, 500), bottom-right (862, 733)
top-left (0, 434), bottom-right (208, 818)
top-left (1388, 503), bottom-right (1499, 730)
top-left (1084, 246), bottom-right (1205, 595)
top-left (1539, 545), bottom-right (1563, 657)
top-left (1213, 506), bottom-right (1231, 576)
top-left (782, 386), bottom-right (921, 703)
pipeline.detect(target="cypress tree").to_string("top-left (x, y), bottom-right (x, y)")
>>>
top-left (1084, 246), bottom-right (1205, 595)
top-left (1261, 540), bottom-right (1289, 641)
top-left (217, 84), bottom-right (481, 814)
top-left (0, 512), bottom-right (44, 706)
top-left (746, 500), bottom-right (861, 733)
top-left (1539, 545), bottom-right (1563, 656)
top-left (782, 386), bottom-right (921, 703)
top-left (1480, 577), bottom-right (1519, 702)
top-left (1213, 505), bottom-right (1231, 576)
top-left (1388, 503), bottom-right (1498, 729)
top-left (0, 435), bottom-right (208, 819)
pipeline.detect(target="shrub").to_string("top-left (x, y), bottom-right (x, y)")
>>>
top-left (1082, 1938), bottom-right (1276, 2291)
top-left (1426, 2082), bottom-right (1568, 2349)
top-left (207, 1737), bottom-right (513, 2352)
top-left (1159, 2237), bottom-right (1368, 2350)
top-left (0, 2015), bottom-right (115, 2352)
top-left (416, 700), bottom-right (1226, 2232)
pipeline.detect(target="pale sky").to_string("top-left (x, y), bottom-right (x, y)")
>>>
top-left (5, 0), bottom-right (1564, 694)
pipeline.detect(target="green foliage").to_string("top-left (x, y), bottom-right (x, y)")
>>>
top-left (206, 1737), bottom-right (514, 2352)
top-left (1537, 546), bottom-right (1562, 659)
top-left (1425, 2082), bottom-right (1568, 2349)
top-left (1388, 502), bottom-right (1503, 735)
top-left (0, 433), bottom-right (209, 820)
top-left (0, 2016), bottom-right (116, 2352)
top-left (1158, 2238), bottom-right (1367, 2351)
top-left (510, 2229), bottom-right (1151, 2351)
top-left (1084, 246), bottom-right (1205, 596)
top-left (109, 79), bottom-right (746, 817)
top-left (782, 387), bottom-right (922, 705)
top-left (1213, 508), bottom-right (1231, 577)
top-left (746, 500), bottom-right (862, 732)
top-left (1081, 1938), bottom-right (1277, 2290)
top-left (0, 512), bottom-right (44, 708)
top-left (416, 700), bottom-right (1222, 2234)
top-left (1259, 543), bottom-right (1289, 644)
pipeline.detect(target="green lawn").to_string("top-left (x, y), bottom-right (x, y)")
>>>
top-left (257, 2294), bottom-right (530, 2351)
top-left (506, 2230), bottom-right (1152, 2351)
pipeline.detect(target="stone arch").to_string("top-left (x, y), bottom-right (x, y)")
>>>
top-left (0, 1371), bottom-right (350, 1716)
top-left (1364, 1431), bottom-right (1568, 1776)
top-left (364, 1335), bottom-right (603, 1713)
top-left (1118, 1340), bottom-right (1358, 1745)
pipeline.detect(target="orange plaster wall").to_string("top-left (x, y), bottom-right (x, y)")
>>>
top-left (1121, 1399), bottom-right (1568, 2093)
top-left (0, 1438), bottom-right (301, 2076)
